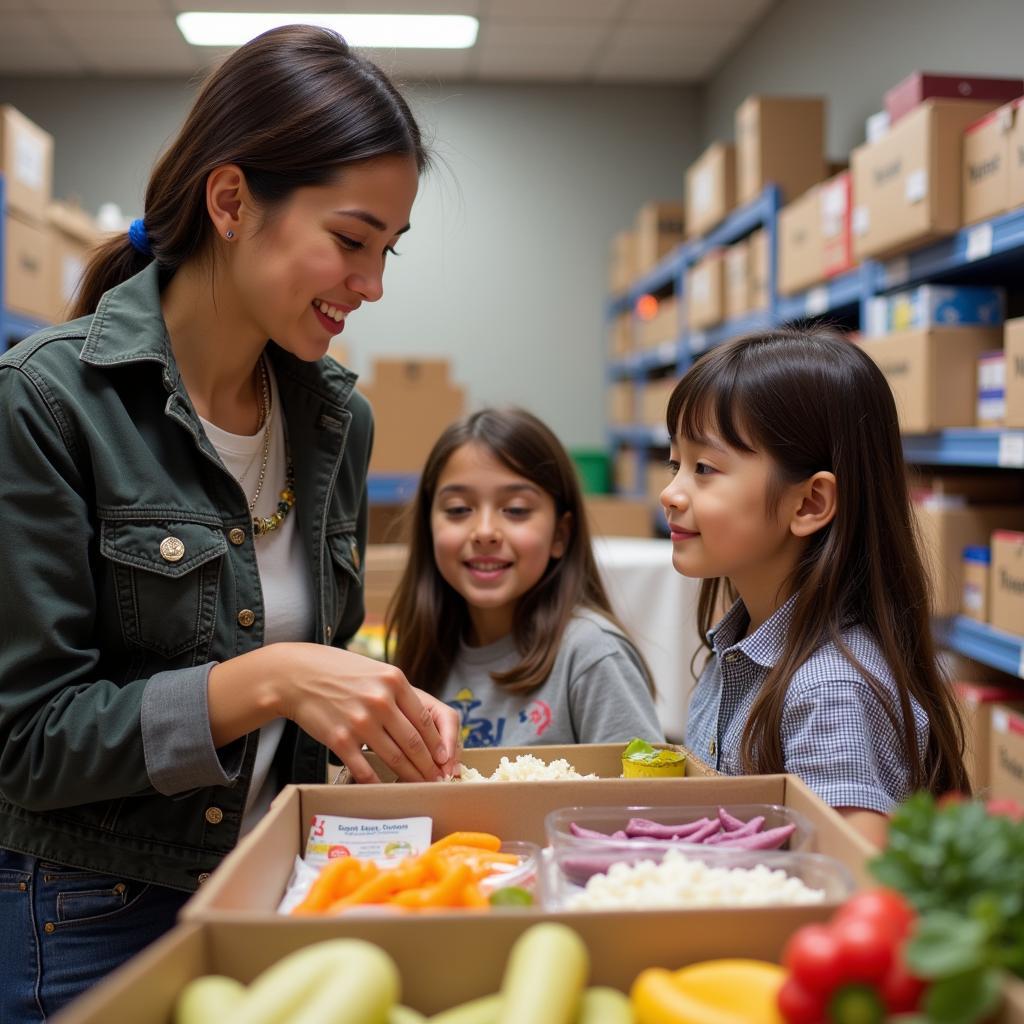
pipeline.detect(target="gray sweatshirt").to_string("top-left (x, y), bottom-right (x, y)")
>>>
top-left (437, 608), bottom-right (665, 748)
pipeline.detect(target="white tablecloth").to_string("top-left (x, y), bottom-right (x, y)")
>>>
top-left (593, 537), bottom-right (704, 742)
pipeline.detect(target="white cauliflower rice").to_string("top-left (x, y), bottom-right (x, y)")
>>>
top-left (565, 848), bottom-right (827, 910)
top-left (456, 754), bottom-right (599, 783)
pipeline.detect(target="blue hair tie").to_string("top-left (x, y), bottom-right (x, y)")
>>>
top-left (128, 218), bottom-right (152, 257)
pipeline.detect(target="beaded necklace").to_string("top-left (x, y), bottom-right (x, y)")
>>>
top-left (249, 356), bottom-right (296, 537)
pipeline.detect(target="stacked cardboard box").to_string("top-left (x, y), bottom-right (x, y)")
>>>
top-left (635, 294), bottom-right (679, 351)
top-left (990, 704), bottom-right (1024, 805)
top-left (633, 201), bottom-right (685, 276)
top-left (685, 142), bottom-right (736, 238)
top-left (991, 531), bottom-right (1024, 637)
top-left (735, 95), bottom-right (827, 206)
top-left (1005, 318), bottom-right (1024, 428)
top-left (686, 250), bottom-right (726, 330)
top-left (1, 105), bottom-right (55, 323)
top-left (46, 200), bottom-right (101, 322)
top-left (954, 681), bottom-right (1024, 792)
top-left (851, 99), bottom-right (999, 260)
top-left (359, 359), bottom-right (465, 474)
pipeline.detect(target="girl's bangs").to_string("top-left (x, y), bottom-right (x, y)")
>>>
top-left (665, 355), bottom-right (756, 453)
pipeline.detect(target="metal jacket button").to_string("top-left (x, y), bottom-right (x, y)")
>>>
top-left (197, 872), bottom-right (211, 885)
top-left (237, 609), bottom-right (256, 628)
top-left (205, 806), bottom-right (224, 825)
top-left (228, 527), bottom-right (246, 545)
top-left (159, 536), bottom-right (185, 562)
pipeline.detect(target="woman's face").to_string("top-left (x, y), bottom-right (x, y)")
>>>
top-left (230, 153), bottom-right (419, 361)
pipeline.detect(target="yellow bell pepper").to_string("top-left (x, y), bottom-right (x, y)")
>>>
top-left (632, 960), bottom-right (786, 1024)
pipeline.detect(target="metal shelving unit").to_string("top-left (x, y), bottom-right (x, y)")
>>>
top-left (0, 175), bottom-right (50, 356)
top-left (936, 617), bottom-right (1024, 680)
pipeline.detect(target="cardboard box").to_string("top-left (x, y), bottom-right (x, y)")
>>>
top-left (0, 105), bottom-right (53, 223)
top-left (1010, 99), bottom-right (1024, 211)
top-left (954, 683), bottom-right (1024, 792)
top-left (961, 546), bottom-right (991, 622)
top-left (614, 447), bottom-right (638, 494)
top-left (359, 359), bottom-right (465, 474)
top-left (867, 285), bottom-right (1005, 337)
top-left (885, 72), bottom-right (1023, 124)
top-left (749, 228), bottom-right (770, 311)
top-left (724, 239), bottom-right (750, 320)
top-left (821, 171), bottom-right (854, 277)
top-left (991, 530), bottom-right (1024, 637)
top-left (363, 543), bottom-right (407, 621)
top-left (180, 772), bottom-right (876, 922)
top-left (1005, 317), bottom-right (1024, 428)
top-left (963, 103), bottom-right (1017, 226)
top-left (609, 311), bottom-right (632, 358)
top-left (851, 99), bottom-right (999, 261)
top-left (990, 704), bottom-right (1024, 805)
top-left (608, 229), bottom-right (635, 294)
top-left (862, 326), bottom-right (1001, 432)
top-left (686, 250), bottom-right (726, 330)
top-left (640, 376), bottom-right (675, 429)
top-left (3, 208), bottom-right (51, 321)
top-left (633, 201), bottom-right (685, 276)
top-left (607, 380), bottom-right (634, 426)
top-left (47, 200), bottom-right (101, 322)
top-left (636, 294), bottom-right (679, 350)
top-left (912, 499), bottom-right (1024, 616)
top-left (686, 142), bottom-right (736, 238)
top-left (585, 496), bottom-right (652, 537)
top-left (778, 185), bottom-right (825, 296)
top-left (866, 110), bottom-right (891, 144)
top-left (735, 95), bottom-right (826, 206)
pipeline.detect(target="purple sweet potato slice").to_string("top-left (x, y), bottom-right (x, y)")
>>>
top-left (708, 823), bottom-right (796, 850)
top-left (625, 817), bottom-right (713, 840)
top-left (569, 822), bottom-right (613, 841)
top-left (718, 807), bottom-right (748, 832)
top-left (705, 815), bottom-right (765, 844)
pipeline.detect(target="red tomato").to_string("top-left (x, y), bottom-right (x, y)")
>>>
top-left (830, 916), bottom-right (894, 985)
top-left (782, 924), bottom-right (845, 994)
top-left (880, 949), bottom-right (927, 1013)
top-left (833, 888), bottom-right (916, 944)
top-left (777, 975), bottom-right (826, 1024)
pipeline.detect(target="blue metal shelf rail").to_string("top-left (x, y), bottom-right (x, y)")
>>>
top-left (0, 174), bottom-right (50, 356)
top-left (935, 616), bottom-right (1024, 680)
top-left (901, 429), bottom-right (1024, 469)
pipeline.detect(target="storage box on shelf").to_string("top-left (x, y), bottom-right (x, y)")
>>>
top-left (978, 350), bottom-right (1007, 428)
top-left (0, 105), bottom-right (53, 223)
top-left (990, 704), bottom-right (1024, 804)
top-left (962, 101), bottom-right (1024, 226)
top-left (685, 141), bottom-right (736, 239)
top-left (608, 229), bottom-right (635, 295)
top-left (724, 239), bottom-right (751, 319)
top-left (852, 99), bottom-right (1000, 260)
top-left (1005, 318), bottom-right (1024, 428)
top-left (635, 294), bottom-right (679, 351)
top-left (991, 530), bottom-right (1024, 636)
top-left (954, 681), bottom-right (1024, 792)
top-left (3, 206), bottom-right (50, 322)
top-left (778, 184), bottom-right (826, 296)
top-left (885, 72), bottom-right (1024, 125)
top-left (47, 200), bottom-right (102, 323)
top-left (735, 95), bottom-right (826, 207)
top-left (633, 201), bottom-right (685, 277)
top-left (962, 545), bottom-right (992, 622)
top-left (686, 249), bottom-right (725, 330)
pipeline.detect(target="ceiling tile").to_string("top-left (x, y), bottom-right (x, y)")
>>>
top-left (362, 47), bottom-right (474, 80)
top-left (168, 0), bottom-right (481, 13)
top-left (487, 0), bottom-right (623, 21)
top-left (606, 21), bottom-right (741, 56)
top-left (476, 45), bottom-right (596, 79)
top-left (32, 0), bottom-right (164, 10)
top-left (0, 12), bottom-right (89, 72)
top-left (477, 21), bottom-right (605, 53)
top-left (593, 43), bottom-right (711, 82)
top-left (624, 0), bottom-right (772, 23)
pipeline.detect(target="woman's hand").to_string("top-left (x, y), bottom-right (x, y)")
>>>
top-left (208, 643), bottom-right (459, 783)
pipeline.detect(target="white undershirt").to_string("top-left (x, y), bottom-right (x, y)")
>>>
top-left (200, 363), bottom-right (314, 836)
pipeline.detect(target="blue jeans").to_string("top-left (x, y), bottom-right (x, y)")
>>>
top-left (0, 848), bottom-right (189, 1022)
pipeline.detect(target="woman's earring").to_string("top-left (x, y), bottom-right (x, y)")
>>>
top-left (225, 230), bottom-right (234, 239)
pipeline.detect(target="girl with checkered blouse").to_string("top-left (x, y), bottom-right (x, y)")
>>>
top-left (660, 329), bottom-right (969, 846)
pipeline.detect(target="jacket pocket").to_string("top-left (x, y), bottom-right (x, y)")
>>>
top-left (324, 524), bottom-right (361, 638)
top-left (99, 516), bottom-right (227, 660)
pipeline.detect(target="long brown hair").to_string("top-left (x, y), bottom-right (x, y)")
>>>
top-left (72, 24), bottom-right (427, 318)
top-left (667, 328), bottom-right (969, 795)
top-left (387, 408), bottom-right (653, 696)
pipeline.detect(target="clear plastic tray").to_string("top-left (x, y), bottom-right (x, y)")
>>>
top-left (545, 803), bottom-right (819, 890)
top-left (539, 842), bottom-right (855, 911)
top-left (478, 840), bottom-right (541, 897)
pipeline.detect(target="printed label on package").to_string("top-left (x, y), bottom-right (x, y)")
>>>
top-left (304, 814), bottom-right (432, 868)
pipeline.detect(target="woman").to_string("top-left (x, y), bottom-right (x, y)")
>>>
top-left (0, 24), bottom-right (458, 1019)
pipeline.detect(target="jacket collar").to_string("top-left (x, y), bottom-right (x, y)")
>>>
top-left (707, 592), bottom-right (798, 670)
top-left (78, 261), bottom-right (358, 409)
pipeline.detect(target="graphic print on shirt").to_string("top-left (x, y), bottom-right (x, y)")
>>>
top-left (446, 687), bottom-right (554, 746)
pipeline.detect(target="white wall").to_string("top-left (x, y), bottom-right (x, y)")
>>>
top-left (701, 0), bottom-right (1024, 159)
top-left (0, 77), bottom-right (699, 448)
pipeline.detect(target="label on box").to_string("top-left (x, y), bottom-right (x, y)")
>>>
top-left (822, 185), bottom-right (847, 222)
top-left (998, 432), bottom-right (1024, 467)
top-left (963, 582), bottom-right (984, 612)
top-left (14, 132), bottom-right (45, 190)
top-left (852, 205), bottom-right (870, 236)
top-left (905, 169), bottom-right (928, 204)
top-left (61, 254), bottom-right (84, 304)
top-left (805, 287), bottom-right (829, 316)
top-left (304, 814), bottom-right (432, 868)
top-left (978, 394), bottom-right (1007, 423)
top-left (692, 269), bottom-right (710, 301)
top-left (994, 707), bottom-right (1010, 733)
top-left (967, 223), bottom-right (994, 262)
top-left (694, 168), bottom-right (713, 212)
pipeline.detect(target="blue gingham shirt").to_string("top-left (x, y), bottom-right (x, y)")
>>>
top-left (685, 596), bottom-right (929, 813)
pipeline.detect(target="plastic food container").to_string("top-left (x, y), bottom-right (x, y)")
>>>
top-left (478, 841), bottom-right (541, 898)
top-left (539, 843), bottom-right (855, 911)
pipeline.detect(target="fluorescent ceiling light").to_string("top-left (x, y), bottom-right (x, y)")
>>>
top-left (177, 12), bottom-right (478, 49)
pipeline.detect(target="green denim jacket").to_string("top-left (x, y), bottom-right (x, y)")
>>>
top-left (0, 263), bottom-right (371, 892)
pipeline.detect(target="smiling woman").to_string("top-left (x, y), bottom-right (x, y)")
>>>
top-left (0, 24), bottom-right (461, 1021)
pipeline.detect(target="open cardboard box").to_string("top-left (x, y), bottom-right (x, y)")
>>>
top-left (332, 742), bottom-right (716, 785)
top-left (182, 772), bottom-right (877, 924)
top-left (47, 913), bottom-right (1024, 1023)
